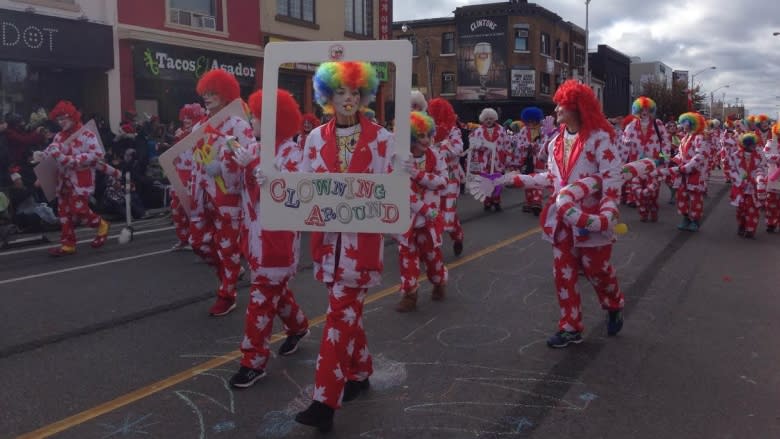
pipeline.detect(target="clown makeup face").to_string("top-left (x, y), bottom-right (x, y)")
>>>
top-left (639, 108), bottom-right (651, 121)
top-left (760, 120), bottom-right (770, 131)
top-left (332, 87), bottom-right (361, 123)
top-left (680, 121), bottom-right (692, 134)
top-left (202, 92), bottom-right (225, 113)
top-left (182, 117), bottom-right (194, 131)
top-left (303, 120), bottom-right (314, 133)
top-left (482, 116), bottom-right (496, 128)
top-left (412, 132), bottom-right (431, 156)
top-left (555, 105), bottom-right (577, 126)
top-left (251, 117), bottom-right (261, 138)
top-left (56, 115), bottom-right (74, 132)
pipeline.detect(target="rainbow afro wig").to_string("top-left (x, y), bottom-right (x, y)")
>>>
top-left (410, 111), bottom-right (435, 143)
top-left (50, 100), bottom-right (81, 123)
top-left (554, 79), bottom-right (615, 140)
top-left (520, 107), bottom-right (543, 123)
top-left (678, 112), bottom-right (705, 134)
top-left (631, 96), bottom-right (656, 115)
top-left (197, 69), bottom-right (240, 102)
top-left (738, 132), bottom-right (759, 149)
top-left (313, 61), bottom-right (379, 114)
top-left (428, 98), bottom-right (457, 142)
top-left (755, 114), bottom-right (770, 125)
top-left (509, 120), bottom-right (525, 133)
top-left (248, 89), bottom-right (302, 142)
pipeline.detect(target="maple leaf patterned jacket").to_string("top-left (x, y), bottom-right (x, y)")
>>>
top-left (234, 138), bottom-right (302, 284)
top-left (434, 126), bottom-right (465, 183)
top-left (301, 115), bottom-right (395, 288)
top-left (726, 148), bottom-right (767, 202)
top-left (43, 127), bottom-right (104, 197)
top-left (620, 118), bottom-right (671, 162)
top-left (399, 146), bottom-right (448, 247)
top-left (188, 115), bottom-right (254, 221)
top-left (467, 125), bottom-right (511, 175)
top-left (507, 128), bottom-right (623, 247)
top-left (670, 133), bottom-right (711, 192)
top-left (516, 126), bottom-right (550, 173)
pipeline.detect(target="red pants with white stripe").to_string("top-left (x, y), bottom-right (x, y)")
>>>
top-left (170, 191), bottom-right (189, 244)
top-left (188, 202), bottom-right (241, 300)
top-left (676, 188), bottom-right (704, 222)
top-left (552, 227), bottom-right (624, 333)
top-left (525, 188), bottom-right (543, 209)
top-left (58, 193), bottom-right (102, 247)
top-left (313, 283), bottom-right (372, 409)
top-left (399, 228), bottom-right (448, 294)
top-left (737, 196), bottom-right (760, 234)
top-left (765, 193), bottom-right (780, 228)
top-left (240, 281), bottom-right (309, 370)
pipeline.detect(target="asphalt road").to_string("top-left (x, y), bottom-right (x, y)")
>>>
top-left (1, 177), bottom-right (779, 439)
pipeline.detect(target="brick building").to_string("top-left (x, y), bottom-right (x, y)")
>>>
top-left (588, 44), bottom-right (631, 117)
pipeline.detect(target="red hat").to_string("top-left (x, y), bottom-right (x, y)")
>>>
top-left (554, 80), bottom-right (615, 141)
top-left (428, 98), bottom-right (457, 143)
top-left (49, 100), bottom-right (81, 123)
top-left (196, 69), bottom-right (240, 102)
top-left (248, 89), bottom-right (302, 143)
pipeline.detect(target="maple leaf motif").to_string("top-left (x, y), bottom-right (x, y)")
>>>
top-left (377, 140), bottom-right (388, 157)
top-left (602, 149), bottom-right (616, 162)
top-left (342, 306), bottom-right (357, 326)
top-left (315, 165), bottom-right (328, 173)
top-left (326, 327), bottom-right (341, 344)
top-left (333, 367), bottom-right (344, 380)
top-left (344, 245), bottom-right (360, 261)
top-left (605, 187), bottom-right (620, 199)
top-left (308, 148), bottom-right (317, 160)
top-left (313, 385), bottom-right (326, 402)
top-left (284, 161), bottom-right (297, 172)
top-left (586, 151), bottom-right (596, 162)
top-left (356, 270), bottom-right (372, 286)
top-left (560, 265), bottom-right (574, 281)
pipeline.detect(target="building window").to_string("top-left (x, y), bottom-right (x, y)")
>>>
top-left (540, 72), bottom-right (551, 94)
top-left (412, 73), bottom-right (419, 87)
top-left (169, 0), bottom-right (219, 30)
top-left (540, 33), bottom-right (550, 56)
top-left (399, 35), bottom-right (418, 56)
top-left (555, 40), bottom-right (562, 61)
top-left (573, 45), bottom-right (585, 68)
top-left (514, 28), bottom-right (528, 51)
top-left (441, 32), bottom-right (455, 54)
top-left (345, 0), bottom-right (372, 36)
top-left (562, 42), bottom-right (569, 64)
top-left (277, 0), bottom-right (315, 23)
top-left (442, 72), bottom-right (456, 94)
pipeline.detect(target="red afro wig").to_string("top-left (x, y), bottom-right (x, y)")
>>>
top-left (553, 79), bottom-right (615, 141)
top-left (301, 113), bottom-right (321, 131)
top-left (248, 89), bottom-right (302, 143)
top-left (428, 98), bottom-right (457, 143)
top-left (196, 69), bottom-right (240, 102)
top-left (49, 100), bottom-right (81, 123)
top-left (178, 103), bottom-right (206, 123)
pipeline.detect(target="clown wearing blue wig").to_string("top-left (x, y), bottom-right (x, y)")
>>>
top-left (517, 106), bottom-right (555, 216)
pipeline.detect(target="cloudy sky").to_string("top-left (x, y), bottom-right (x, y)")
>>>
top-left (394, 0), bottom-right (780, 118)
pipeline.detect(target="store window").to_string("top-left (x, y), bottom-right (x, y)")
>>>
top-left (562, 42), bottom-right (569, 64)
top-left (540, 72), bottom-right (551, 95)
top-left (168, 0), bottom-right (220, 31)
top-left (514, 27), bottom-right (528, 51)
top-left (540, 33), bottom-right (550, 56)
top-left (441, 72), bottom-right (456, 94)
top-left (345, 0), bottom-right (372, 36)
top-left (277, 0), bottom-right (315, 23)
top-left (441, 32), bottom-right (455, 54)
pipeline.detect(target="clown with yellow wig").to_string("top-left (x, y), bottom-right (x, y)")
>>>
top-left (726, 132), bottom-right (767, 239)
top-left (394, 111), bottom-right (448, 313)
top-left (620, 97), bottom-right (671, 222)
top-left (294, 61), bottom-right (394, 432)
top-left (671, 112), bottom-right (710, 232)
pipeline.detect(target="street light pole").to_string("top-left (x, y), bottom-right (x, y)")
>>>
top-left (708, 84), bottom-right (729, 119)
top-left (584, 0), bottom-right (591, 86)
top-left (689, 66), bottom-right (716, 110)
top-left (402, 23), bottom-right (433, 100)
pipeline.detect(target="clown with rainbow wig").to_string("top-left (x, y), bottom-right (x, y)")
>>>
top-left (754, 114), bottom-right (772, 145)
top-left (725, 132), bottom-right (767, 238)
top-left (670, 112), bottom-right (710, 232)
top-left (395, 111), bottom-right (449, 313)
top-left (428, 97), bottom-right (466, 255)
top-left (620, 96), bottom-right (671, 222)
top-left (473, 79), bottom-right (626, 348)
top-left (295, 61), bottom-right (394, 432)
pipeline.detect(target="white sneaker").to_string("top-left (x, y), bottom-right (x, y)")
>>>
top-left (171, 241), bottom-right (191, 251)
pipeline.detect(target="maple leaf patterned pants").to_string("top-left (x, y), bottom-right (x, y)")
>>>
top-left (552, 228), bottom-right (624, 333)
top-left (240, 280), bottom-right (309, 370)
top-left (399, 228), bottom-right (448, 294)
top-left (313, 283), bottom-right (373, 409)
top-left (633, 178), bottom-right (660, 221)
top-left (188, 202), bottom-right (241, 300)
top-left (765, 193), bottom-right (780, 228)
top-left (58, 193), bottom-right (102, 247)
top-left (525, 188), bottom-right (543, 209)
top-left (170, 190), bottom-right (190, 244)
top-left (676, 188), bottom-right (704, 222)
top-left (441, 181), bottom-right (464, 242)
top-left (736, 196), bottom-right (760, 234)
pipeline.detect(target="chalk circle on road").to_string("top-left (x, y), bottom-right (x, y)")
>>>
top-left (436, 325), bottom-right (511, 348)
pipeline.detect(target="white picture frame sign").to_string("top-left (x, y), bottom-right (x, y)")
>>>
top-left (158, 98), bottom-right (248, 214)
top-left (259, 40), bottom-right (412, 233)
top-left (35, 119), bottom-right (105, 202)
top-left (768, 163), bottom-right (780, 193)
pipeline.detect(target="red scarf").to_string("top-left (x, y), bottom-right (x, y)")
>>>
top-left (481, 125), bottom-right (500, 143)
top-left (320, 114), bottom-right (380, 173)
top-left (553, 127), bottom-right (585, 184)
top-left (637, 119), bottom-right (655, 146)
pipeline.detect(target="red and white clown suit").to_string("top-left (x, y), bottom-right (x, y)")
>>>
top-left (671, 112), bottom-right (710, 232)
top-left (719, 120), bottom-right (739, 187)
top-left (471, 80), bottom-right (626, 347)
top-left (617, 115), bottom-right (639, 206)
top-left (762, 122), bottom-right (780, 232)
top-left (298, 113), bottom-right (321, 150)
top-left (188, 69), bottom-right (254, 316)
top-left (395, 111), bottom-right (449, 313)
top-left (34, 101), bottom-right (111, 256)
top-left (226, 89), bottom-right (310, 387)
top-left (517, 107), bottom-right (554, 216)
top-left (726, 133), bottom-right (767, 238)
top-left (620, 97), bottom-right (670, 222)
top-left (467, 108), bottom-right (510, 211)
top-left (428, 98), bottom-right (465, 254)
top-left (170, 103), bottom-right (206, 250)
top-left (754, 114), bottom-right (772, 146)
top-left (295, 61), bottom-right (394, 433)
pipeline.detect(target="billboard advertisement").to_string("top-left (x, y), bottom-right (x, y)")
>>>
top-left (456, 15), bottom-right (508, 100)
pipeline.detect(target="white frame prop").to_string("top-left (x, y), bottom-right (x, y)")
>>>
top-left (260, 40), bottom-right (412, 233)
top-left (35, 119), bottom-right (105, 202)
top-left (158, 98), bottom-right (248, 214)
top-left (768, 163), bottom-right (780, 193)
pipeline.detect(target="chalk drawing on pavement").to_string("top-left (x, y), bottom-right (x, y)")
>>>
top-left (97, 412), bottom-right (157, 438)
top-left (436, 325), bottom-right (511, 348)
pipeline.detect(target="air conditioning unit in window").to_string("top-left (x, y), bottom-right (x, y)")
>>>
top-left (199, 15), bottom-right (217, 30)
top-left (170, 8), bottom-right (192, 26)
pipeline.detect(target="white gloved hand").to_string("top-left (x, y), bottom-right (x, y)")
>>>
top-left (541, 115), bottom-right (556, 137)
top-left (402, 156), bottom-right (418, 176)
top-left (232, 146), bottom-right (254, 168)
top-left (32, 150), bottom-right (45, 163)
top-left (253, 167), bottom-right (266, 186)
top-left (205, 160), bottom-right (221, 177)
top-left (467, 175), bottom-right (498, 202)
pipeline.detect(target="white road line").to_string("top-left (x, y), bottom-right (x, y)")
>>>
top-left (0, 226), bottom-right (175, 257)
top-left (0, 248), bottom-right (172, 285)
